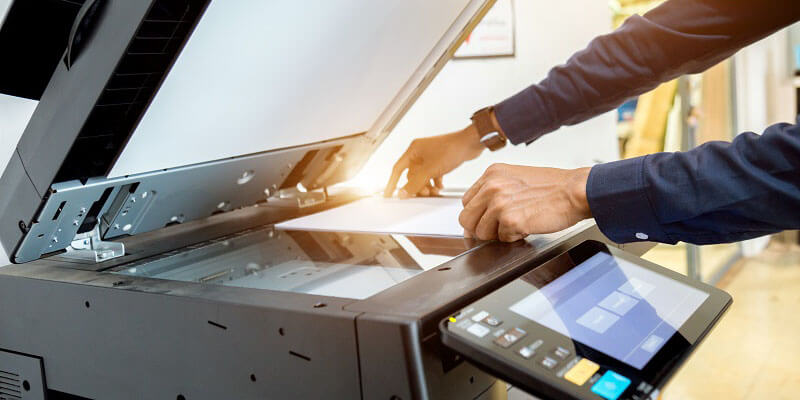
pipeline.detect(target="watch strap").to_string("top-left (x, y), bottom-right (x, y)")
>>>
top-left (471, 106), bottom-right (507, 151)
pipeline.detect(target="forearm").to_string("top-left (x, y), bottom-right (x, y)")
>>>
top-left (587, 119), bottom-right (800, 245)
top-left (495, 0), bottom-right (800, 145)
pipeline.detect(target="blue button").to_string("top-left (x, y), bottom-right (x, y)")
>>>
top-left (591, 371), bottom-right (631, 400)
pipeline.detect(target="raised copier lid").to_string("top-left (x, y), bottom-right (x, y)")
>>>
top-left (0, 0), bottom-right (494, 263)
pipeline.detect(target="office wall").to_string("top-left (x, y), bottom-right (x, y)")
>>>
top-left (734, 27), bottom-right (796, 134)
top-left (0, 95), bottom-right (36, 265)
top-left (733, 26), bottom-right (797, 256)
top-left (353, 0), bottom-right (618, 190)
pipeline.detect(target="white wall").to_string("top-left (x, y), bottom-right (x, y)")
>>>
top-left (352, 0), bottom-right (618, 190)
top-left (734, 27), bottom-right (796, 135)
top-left (0, 95), bottom-right (36, 265)
top-left (733, 26), bottom-right (797, 256)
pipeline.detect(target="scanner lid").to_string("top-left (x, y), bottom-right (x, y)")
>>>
top-left (0, 0), bottom-right (493, 263)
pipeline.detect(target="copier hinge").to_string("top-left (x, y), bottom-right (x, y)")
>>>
top-left (270, 186), bottom-right (328, 208)
top-left (63, 226), bottom-right (125, 263)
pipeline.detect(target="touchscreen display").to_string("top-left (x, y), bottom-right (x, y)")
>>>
top-left (509, 252), bottom-right (709, 369)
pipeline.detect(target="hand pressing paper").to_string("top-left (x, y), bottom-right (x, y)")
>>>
top-left (275, 196), bottom-right (465, 237)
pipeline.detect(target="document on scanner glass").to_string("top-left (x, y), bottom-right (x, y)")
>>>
top-left (275, 197), bottom-right (465, 237)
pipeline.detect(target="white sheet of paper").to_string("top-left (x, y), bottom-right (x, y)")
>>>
top-left (276, 197), bottom-right (465, 237)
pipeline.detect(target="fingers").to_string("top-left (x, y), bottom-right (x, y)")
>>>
top-left (499, 230), bottom-right (525, 242)
top-left (410, 182), bottom-right (441, 198)
top-left (384, 154), bottom-right (410, 197)
top-left (462, 174), bottom-right (486, 206)
top-left (458, 182), bottom-right (497, 236)
top-left (498, 204), bottom-right (535, 242)
top-left (462, 163), bottom-right (504, 205)
top-left (473, 203), bottom-right (501, 240)
top-left (429, 181), bottom-right (441, 197)
top-left (461, 169), bottom-right (529, 241)
top-left (400, 169), bottom-right (432, 199)
top-left (497, 209), bottom-right (523, 242)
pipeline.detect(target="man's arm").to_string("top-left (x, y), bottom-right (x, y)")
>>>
top-left (589, 119), bottom-right (800, 245)
top-left (459, 120), bottom-right (800, 244)
top-left (495, 0), bottom-right (800, 145)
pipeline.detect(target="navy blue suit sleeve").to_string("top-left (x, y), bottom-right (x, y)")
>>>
top-left (587, 119), bottom-right (800, 244)
top-left (493, 0), bottom-right (800, 145)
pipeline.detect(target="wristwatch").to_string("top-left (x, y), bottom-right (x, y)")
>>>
top-left (471, 106), bottom-right (507, 151)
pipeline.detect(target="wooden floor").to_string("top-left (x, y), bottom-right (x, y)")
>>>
top-left (508, 241), bottom-right (800, 400)
top-left (661, 241), bottom-right (800, 399)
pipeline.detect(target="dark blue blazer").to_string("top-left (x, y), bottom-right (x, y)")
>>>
top-left (493, 0), bottom-right (800, 244)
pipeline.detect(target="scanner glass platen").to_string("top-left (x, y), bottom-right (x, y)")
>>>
top-left (114, 227), bottom-right (481, 300)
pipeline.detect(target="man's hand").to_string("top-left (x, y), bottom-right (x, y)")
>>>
top-left (459, 163), bottom-right (592, 242)
top-left (384, 126), bottom-right (485, 198)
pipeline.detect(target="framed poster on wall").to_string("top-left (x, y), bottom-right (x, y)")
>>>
top-left (455, 0), bottom-right (515, 59)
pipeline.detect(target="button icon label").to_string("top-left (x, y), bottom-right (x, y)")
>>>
top-left (471, 310), bottom-right (490, 322)
top-left (564, 358), bottom-right (599, 386)
top-left (591, 370), bottom-right (631, 400)
top-left (576, 307), bottom-right (620, 334)
top-left (553, 346), bottom-right (571, 360)
top-left (640, 334), bottom-right (664, 353)
top-left (598, 291), bottom-right (638, 316)
top-left (618, 277), bottom-right (655, 299)
top-left (518, 346), bottom-right (535, 359)
top-left (541, 356), bottom-right (559, 370)
top-left (466, 323), bottom-right (490, 338)
top-left (518, 339), bottom-right (543, 359)
top-left (493, 327), bottom-right (526, 348)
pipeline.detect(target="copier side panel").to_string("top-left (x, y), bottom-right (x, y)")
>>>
top-left (356, 312), bottom-right (500, 400)
top-left (0, 270), bottom-right (362, 400)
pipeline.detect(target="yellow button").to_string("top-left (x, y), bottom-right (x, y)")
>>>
top-left (564, 358), bottom-right (600, 386)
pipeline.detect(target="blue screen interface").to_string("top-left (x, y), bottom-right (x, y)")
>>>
top-left (510, 252), bottom-right (708, 369)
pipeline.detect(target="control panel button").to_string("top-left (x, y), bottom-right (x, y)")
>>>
top-left (591, 371), bottom-right (631, 400)
top-left (471, 310), bottom-right (490, 322)
top-left (541, 356), bottom-right (559, 370)
top-left (517, 339), bottom-right (544, 359)
top-left (466, 323), bottom-right (491, 338)
top-left (637, 381), bottom-right (653, 393)
top-left (553, 346), bottom-right (571, 360)
top-left (564, 358), bottom-right (599, 386)
top-left (518, 346), bottom-right (535, 359)
top-left (484, 316), bottom-right (503, 327)
top-left (493, 327), bottom-right (526, 348)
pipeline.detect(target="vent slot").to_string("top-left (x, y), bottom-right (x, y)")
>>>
top-left (0, 368), bottom-right (21, 400)
top-left (54, 0), bottom-right (210, 184)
